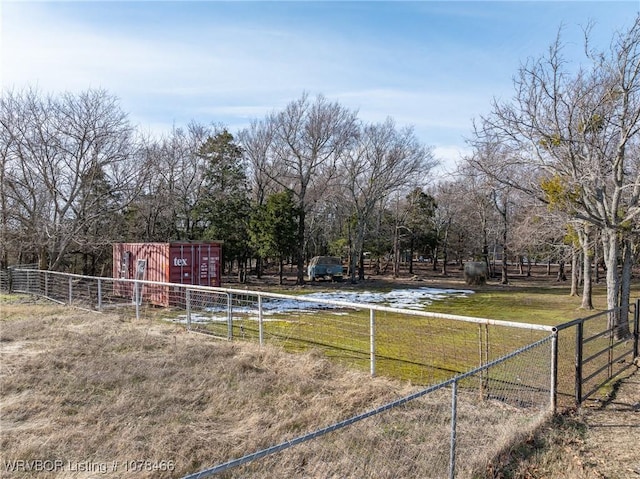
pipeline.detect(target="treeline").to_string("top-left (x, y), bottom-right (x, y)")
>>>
top-left (0, 90), bottom-right (442, 283)
top-left (2, 16), bottom-right (640, 339)
top-left (468, 16), bottom-right (640, 338)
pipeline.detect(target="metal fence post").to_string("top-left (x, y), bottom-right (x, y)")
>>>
top-left (68, 276), bottom-right (73, 305)
top-left (478, 324), bottom-right (489, 397)
top-left (449, 380), bottom-right (458, 479)
top-left (633, 299), bottom-right (639, 360)
top-left (258, 295), bottom-right (264, 346)
top-left (551, 329), bottom-right (558, 413)
top-left (135, 281), bottom-right (140, 320)
top-left (186, 289), bottom-right (191, 331)
top-left (97, 279), bottom-right (102, 310)
top-left (370, 308), bottom-right (376, 377)
top-left (44, 271), bottom-right (49, 298)
top-left (575, 321), bottom-right (584, 405)
top-left (227, 293), bottom-right (233, 340)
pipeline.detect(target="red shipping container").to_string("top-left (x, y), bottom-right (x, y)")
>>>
top-left (112, 242), bottom-right (222, 306)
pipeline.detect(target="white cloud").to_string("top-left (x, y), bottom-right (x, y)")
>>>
top-left (4, 0), bottom-right (635, 180)
top-left (0, 3), bottom-right (484, 173)
top-left (433, 145), bottom-right (471, 175)
top-left (4, 7), bottom-right (177, 92)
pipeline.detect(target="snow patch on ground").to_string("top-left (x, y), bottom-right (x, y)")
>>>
top-left (168, 287), bottom-right (473, 324)
top-left (301, 287), bottom-right (473, 310)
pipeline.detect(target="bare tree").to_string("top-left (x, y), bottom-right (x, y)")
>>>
top-left (237, 119), bottom-right (280, 278)
top-left (340, 118), bottom-right (436, 282)
top-left (1, 88), bottom-right (144, 270)
top-left (470, 18), bottom-right (640, 337)
top-left (239, 118), bottom-right (278, 207)
top-left (430, 182), bottom-right (462, 276)
top-left (122, 122), bottom-right (227, 243)
top-left (265, 93), bottom-right (359, 284)
top-left (451, 165), bottom-right (502, 274)
top-left (575, 222), bottom-right (594, 309)
top-left (0, 98), bottom-right (15, 268)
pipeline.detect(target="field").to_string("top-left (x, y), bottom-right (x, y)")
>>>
top-left (1, 297), bottom-right (552, 479)
top-left (0, 299), bottom-right (412, 478)
top-left (177, 293), bottom-right (551, 386)
top-left (1, 264), bottom-right (639, 478)
top-left (206, 264), bottom-right (629, 405)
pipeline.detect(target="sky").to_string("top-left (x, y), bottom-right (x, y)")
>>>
top-left (1, 1), bottom-right (638, 174)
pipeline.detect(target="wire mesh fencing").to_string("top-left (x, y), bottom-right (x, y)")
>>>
top-left (168, 284), bottom-right (553, 386)
top-left (5, 269), bottom-right (555, 387)
top-left (4, 269), bottom-right (638, 478)
top-left (3, 269), bottom-right (559, 478)
top-left (183, 336), bottom-right (554, 479)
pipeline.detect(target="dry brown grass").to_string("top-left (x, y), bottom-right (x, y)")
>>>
top-left (486, 371), bottom-right (640, 479)
top-left (1, 298), bottom-right (549, 478)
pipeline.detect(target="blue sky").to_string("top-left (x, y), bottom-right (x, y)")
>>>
top-left (2, 1), bottom-right (638, 172)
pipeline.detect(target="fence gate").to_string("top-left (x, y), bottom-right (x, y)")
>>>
top-left (558, 301), bottom-right (640, 404)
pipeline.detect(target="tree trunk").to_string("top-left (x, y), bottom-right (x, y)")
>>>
top-left (482, 237), bottom-right (491, 277)
top-left (602, 229), bottom-right (630, 339)
top-left (518, 256), bottom-right (524, 275)
top-left (441, 227), bottom-right (449, 276)
top-left (500, 230), bottom-right (508, 285)
top-left (556, 261), bottom-right (566, 282)
top-left (594, 241), bottom-right (601, 284)
top-left (432, 246), bottom-right (439, 271)
top-left (491, 243), bottom-right (498, 278)
top-left (581, 242), bottom-right (593, 309)
top-left (570, 248), bottom-right (579, 297)
top-left (393, 226), bottom-right (400, 278)
top-left (237, 258), bottom-right (247, 284)
top-left (619, 237), bottom-right (633, 338)
top-left (408, 237), bottom-right (415, 275)
top-left (501, 254), bottom-right (508, 284)
top-left (296, 208), bottom-right (306, 284)
top-left (350, 221), bottom-right (366, 284)
top-left (256, 256), bottom-right (262, 279)
top-left (38, 246), bottom-right (48, 271)
top-left (577, 227), bottom-right (593, 309)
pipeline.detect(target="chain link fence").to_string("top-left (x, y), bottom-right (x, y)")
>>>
top-left (5, 269), bottom-right (554, 386)
top-left (183, 337), bottom-right (554, 479)
top-left (3, 269), bottom-right (561, 478)
top-left (3, 268), bottom-right (637, 477)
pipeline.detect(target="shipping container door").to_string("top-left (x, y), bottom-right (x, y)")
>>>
top-left (197, 245), bottom-right (208, 286)
top-left (198, 244), bottom-right (221, 286)
top-left (210, 246), bottom-right (220, 286)
top-left (169, 244), bottom-right (195, 284)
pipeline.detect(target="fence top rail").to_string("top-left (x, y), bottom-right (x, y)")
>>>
top-left (15, 269), bottom-right (556, 332)
top-left (553, 307), bottom-right (621, 332)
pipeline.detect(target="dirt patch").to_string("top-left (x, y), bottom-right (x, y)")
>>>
top-left (487, 368), bottom-right (640, 479)
top-left (576, 371), bottom-right (640, 478)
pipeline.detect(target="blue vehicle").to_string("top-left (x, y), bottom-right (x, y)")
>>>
top-left (307, 256), bottom-right (344, 282)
